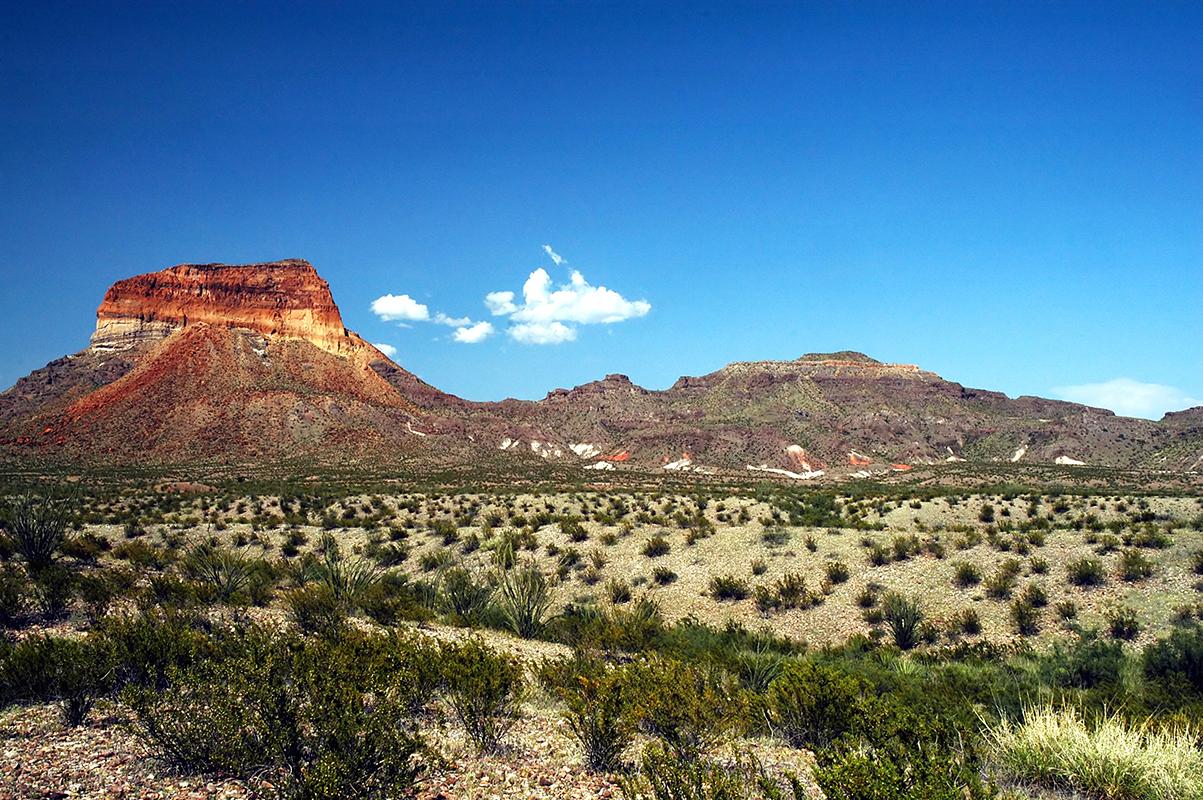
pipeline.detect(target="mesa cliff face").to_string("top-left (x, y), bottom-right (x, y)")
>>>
top-left (90, 260), bottom-right (354, 355)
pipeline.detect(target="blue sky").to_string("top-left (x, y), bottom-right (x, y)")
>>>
top-left (1, 1), bottom-right (1199, 417)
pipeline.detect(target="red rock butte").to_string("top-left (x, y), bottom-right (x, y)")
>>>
top-left (90, 259), bottom-right (359, 355)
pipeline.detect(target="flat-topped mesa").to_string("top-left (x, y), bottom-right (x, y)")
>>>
top-left (90, 259), bottom-right (357, 355)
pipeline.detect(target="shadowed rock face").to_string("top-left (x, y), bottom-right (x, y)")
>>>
top-left (90, 259), bottom-right (352, 355)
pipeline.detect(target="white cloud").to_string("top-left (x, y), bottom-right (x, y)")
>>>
top-left (372, 342), bottom-right (398, 358)
top-left (371, 294), bottom-right (429, 322)
top-left (509, 320), bottom-right (576, 344)
top-left (1053, 378), bottom-right (1201, 420)
top-left (452, 321), bottom-right (494, 344)
top-left (434, 312), bottom-right (472, 327)
top-left (500, 267), bottom-right (650, 331)
top-left (485, 291), bottom-right (518, 316)
top-left (372, 247), bottom-right (650, 348)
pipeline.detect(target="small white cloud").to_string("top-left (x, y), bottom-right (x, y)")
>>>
top-left (372, 342), bottom-right (398, 358)
top-left (434, 312), bottom-right (472, 327)
top-left (452, 321), bottom-right (494, 344)
top-left (509, 320), bottom-right (576, 344)
top-left (509, 268), bottom-right (651, 326)
top-left (543, 244), bottom-right (565, 266)
top-left (485, 290), bottom-right (518, 316)
top-left (371, 294), bottom-right (429, 322)
top-left (1053, 378), bottom-right (1201, 420)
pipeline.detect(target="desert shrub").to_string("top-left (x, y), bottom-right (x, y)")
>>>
top-left (546, 656), bottom-right (635, 772)
top-left (442, 638), bottom-right (524, 754)
top-left (762, 527), bottom-right (790, 547)
top-left (984, 564), bottom-right (1018, 599)
top-left (627, 656), bottom-right (745, 761)
top-left (61, 532), bottom-right (108, 562)
top-left (96, 609), bottom-right (211, 691)
top-left (1144, 624), bottom-right (1203, 697)
top-left (1107, 606), bottom-right (1141, 641)
top-left (652, 566), bottom-right (677, 585)
top-left (0, 633), bottom-right (116, 725)
top-left (1018, 583), bottom-right (1048, 608)
top-left (987, 706), bottom-right (1203, 800)
top-left (1055, 600), bottom-right (1078, 621)
top-left (951, 607), bottom-right (982, 636)
top-left (825, 561), bottom-right (850, 584)
top-left (755, 572), bottom-right (813, 614)
top-left (881, 592), bottom-right (924, 650)
top-left (30, 564), bottom-right (74, 619)
top-left (750, 558), bottom-right (768, 576)
top-left (764, 660), bottom-right (870, 750)
top-left (360, 573), bottom-right (436, 626)
top-left (76, 567), bottom-right (135, 622)
top-left (0, 565), bottom-right (26, 627)
top-left (643, 535), bottom-right (671, 558)
top-left (952, 561), bottom-right (981, 588)
top-left (815, 697), bottom-right (995, 800)
top-left (126, 627), bottom-right (426, 797)
top-left (374, 542), bottom-right (409, 566)
top-left (1119, 549), bottom-right (1156, 582)
top-left (183, 544), bottom-right (252, 603)
top-left (710, 575), bottom-right (750, 602)
top-left (1067, 557), bottom-right (1106, 587)
top-left (1, 494), bottom-right (73, 572)
top-left (1011, 599), bottom-right (1041, 636)
top-left (439, 566), bottom-right (493, 622)
top-left (495, 560), bottom-right (550, 638)
top-left (622, 745), bottom-right (807, 800)
top-left (561, 516), bottom-right (589, 542)
top-left (608, 578), bottom-right (633, 604)
top-left (1046, 632), bottom-right (1125, 690)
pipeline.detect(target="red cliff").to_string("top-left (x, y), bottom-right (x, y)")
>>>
top-left (90, 259), bottom-right (357, 355)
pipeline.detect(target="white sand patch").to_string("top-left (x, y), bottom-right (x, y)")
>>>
top-left (747, 464), bottom-right (824, 480)
top-left (498, 438), bottom-right (520, 451)
top-left (583, 461), bottom-right (615, 471)
top-left (663, 457), bottom-right (693, 471)
top-left (1011, 446), bottom-right (1027, 463)
top-left (1055, 455), bottom-right (1086, 466)
top-left (570, 443), bottom-right (602, 459)
top-left (406, 422), bottom-right (427, 437)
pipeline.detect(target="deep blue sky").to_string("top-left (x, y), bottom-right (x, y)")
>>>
top-left (2, 2), bottom-right (1200, 417)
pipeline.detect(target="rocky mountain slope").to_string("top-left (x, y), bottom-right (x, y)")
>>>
top-left (1, 259), bottom-right (1198, 475)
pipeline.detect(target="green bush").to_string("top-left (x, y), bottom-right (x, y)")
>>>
top-left (1067, 557), bottom-right (1107, 587)
top-left (1144, 624), bottom-right (1203, 697)
top-left (953, 561), bottom-right (981, 588)
top-left (442, 638), bottom-right (524, 754)
top-left (622, 745), bottom-right (807, 800)
top-left (546, 656), bottom-right (635, 772)
top-left (439, 566), bottom-right (493, 622)
top-left (0, 565), bottom-right (26, 627)
top-left (495, 560), bottom-right (550, 638)
top-left (643, 535), bottom-right (671, 558)
top-left (710, 574), bottom-right (750, 602)
top-left (764, 660), bottom-right (870, 749)
top-left (1107, 606), bottom-right (1140, 641)
top-left (1, 494), bottom-right (73, 572)
top-left (1119, 549), bottom-right (1156, 582)
top-left (881, 592), bottom-right (924, 650)
top-left (0, 633), bottom-right (116, 725)
top-left (126, 627), bottom-right (425, 798)
top-left (626, 656), bottom-right (744, 761)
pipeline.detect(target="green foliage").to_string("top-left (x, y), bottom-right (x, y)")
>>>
top-left (0, 633), bottom-right (116, 725)
top-left (1067, 557), bottom-right (1107, 587)
top-left (622, 746), bottom-right (807, 800)
top-left (1144, 624), bottom-right (1203, 698)
top-left (495, 560), bottom-right (550, 638)
top-left (442, 638), bottom-right (524, 754)
top-left (439, 566), bottom-right (493, 622)
top-left (545, 656), bottom-right (636, 772)
top-left (126, 627), bottom-right (426, 798)
top-left (764, 660), bottom-right (870, 750)
top-left (1, 494), bottom-right (74, 572)
top-left (881, 592), bottom-right (924, 650)
top-left (626, 656), bottom-right (745, 761)
top-left (710, 575), bottom-right (750, 602)
top-left (643, 535), bottom-right (671, 558)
